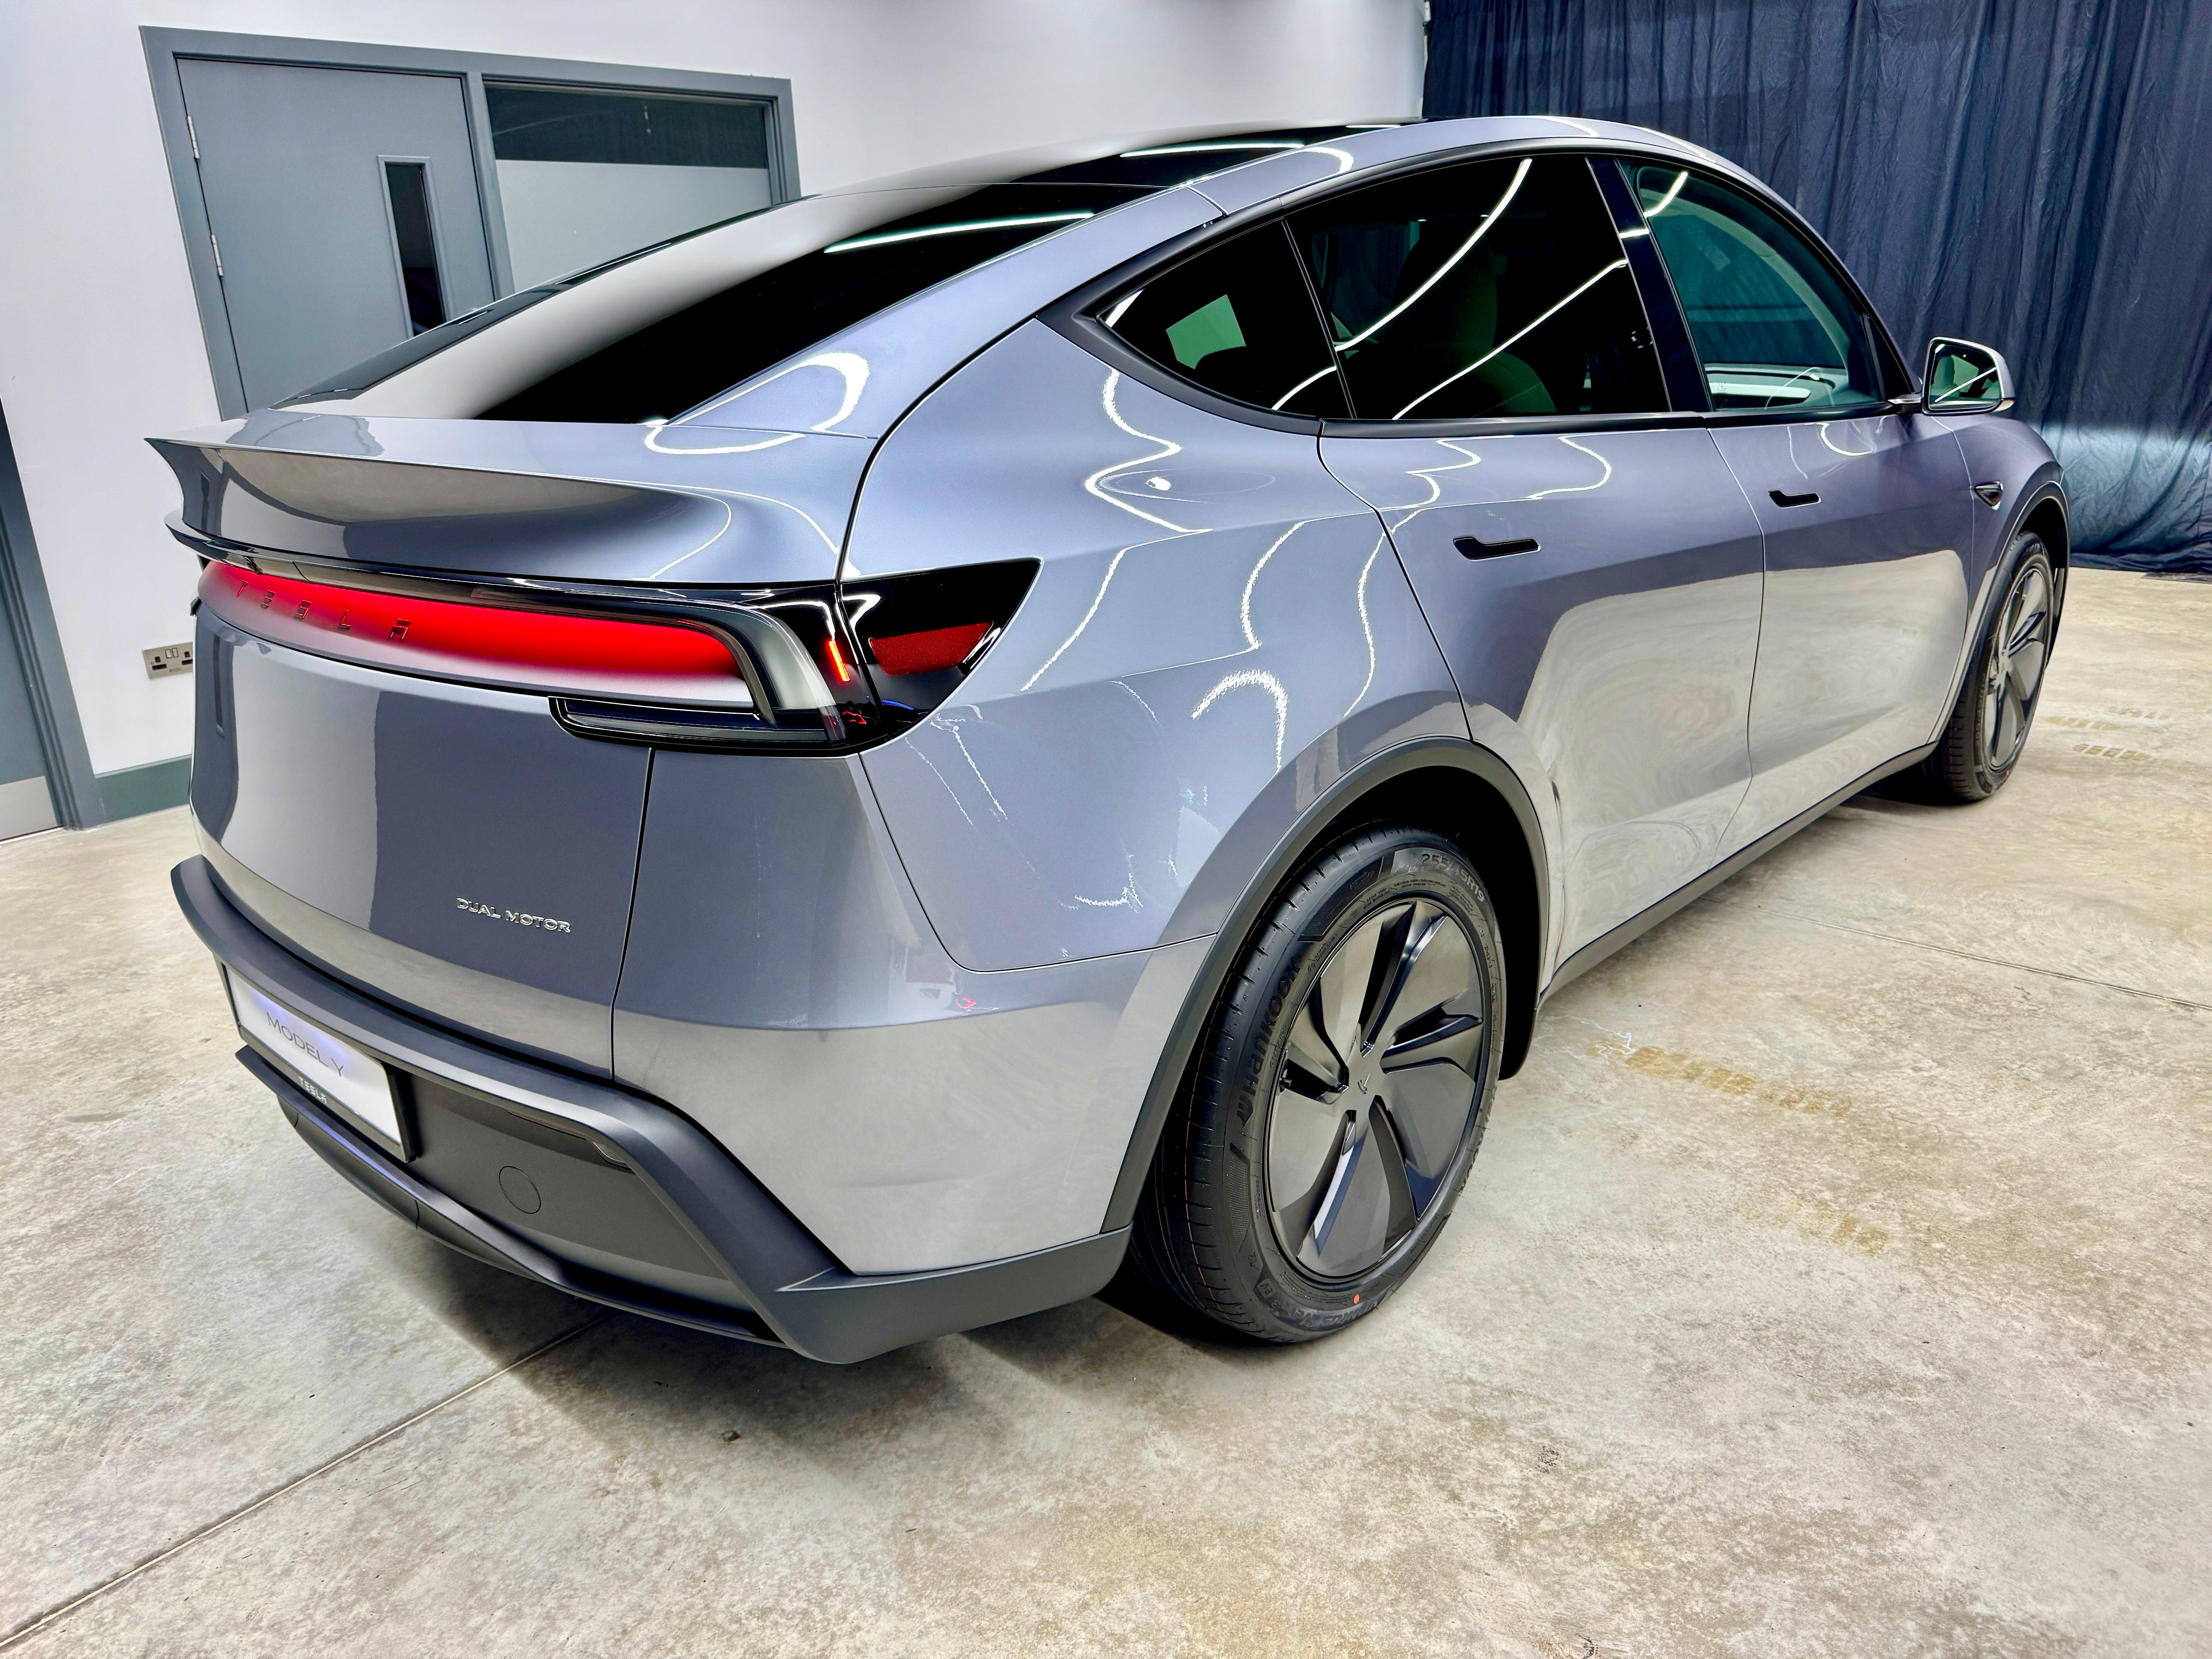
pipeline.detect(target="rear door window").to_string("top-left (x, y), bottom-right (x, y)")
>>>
top-left (1105, 224), bottom-right (1347, 417)
top-left (1288, 155), bottom-right (1667, 421)
top-left (1625, 163), bottom-right (1888, 413)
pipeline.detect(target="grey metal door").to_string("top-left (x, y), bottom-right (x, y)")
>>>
top-left (0, 611), bottom-right (56, 840)
top-left (178, 58), bottom-right (496, 409)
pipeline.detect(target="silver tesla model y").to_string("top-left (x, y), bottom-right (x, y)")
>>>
top-left (158, 118), bottom-right (2064, 1360)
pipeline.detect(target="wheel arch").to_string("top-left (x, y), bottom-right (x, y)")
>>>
top-left (2018, 483), bottom-right (2071, 633)
top-left (2020, 487), bottom-right (2069, 567)
top-left (1102, 736), bottom-right (1549, 1232)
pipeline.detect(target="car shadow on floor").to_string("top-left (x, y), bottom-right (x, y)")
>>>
top-left (457, 1260), bottom-right (1293, 1462)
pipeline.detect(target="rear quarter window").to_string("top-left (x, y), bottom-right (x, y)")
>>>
top-left (1105, 224), bottom-right (1347, 417)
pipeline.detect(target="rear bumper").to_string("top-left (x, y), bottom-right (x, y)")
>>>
top-left (175, 855), bottom-right (1127, 1363)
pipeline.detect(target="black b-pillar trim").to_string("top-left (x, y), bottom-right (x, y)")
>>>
top-left (1588, 154), bottom-right (1709, 416)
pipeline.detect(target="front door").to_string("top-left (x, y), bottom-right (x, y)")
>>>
top-left (1625, 162), bottom-right (1973, 849)
top-left (1298, 154), bottom-right (1767, 959)
top-left (178, 58), bottom-right (497, 408)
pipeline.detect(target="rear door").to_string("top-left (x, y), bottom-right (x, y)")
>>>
top-left (1625, 162), bottom-right (1973, 850)
top-left (1306, 154), bottom-right (1767, 959)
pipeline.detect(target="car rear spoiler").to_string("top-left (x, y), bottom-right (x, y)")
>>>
top-left (147, 410), bottom-right (870, 584)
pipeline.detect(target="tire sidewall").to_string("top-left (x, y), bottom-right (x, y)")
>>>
top-left (1206, 830), bottom-right (1506, 1337)
top-left (1969, 535), bottom-right (2054, 793)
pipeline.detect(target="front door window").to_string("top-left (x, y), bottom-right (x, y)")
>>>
top-left (1626, 163), bottom-right (1889, 413)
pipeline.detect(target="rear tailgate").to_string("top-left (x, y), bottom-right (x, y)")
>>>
top-left (162, 415), bottom-right (866, 1073)
top-left (193, 618), bottom-right (646, 1072)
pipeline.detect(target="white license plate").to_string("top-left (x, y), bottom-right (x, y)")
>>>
top-left (228, 973), bottom-right (404, 1152)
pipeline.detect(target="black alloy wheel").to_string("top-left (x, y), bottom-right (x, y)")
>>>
top-left (1914, 531), bottom-right (2058, 802)
top-left (1131, 826), bottom-right (1505, 1342)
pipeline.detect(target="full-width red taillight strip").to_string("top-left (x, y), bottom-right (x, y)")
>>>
top-left (200, 562), bottom-right (740, 679)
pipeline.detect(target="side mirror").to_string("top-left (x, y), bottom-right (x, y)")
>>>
top-left (1923, 337), bottom-right (2014, 414)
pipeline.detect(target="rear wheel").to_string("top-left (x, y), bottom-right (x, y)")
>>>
top-left (1913, 533), bottom-right (2056, 802)
top-left (1130, 827), bottom-right (1504, 1342)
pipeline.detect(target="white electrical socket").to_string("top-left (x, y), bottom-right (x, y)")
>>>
top-left (144, 642), bottom-right (194, 679)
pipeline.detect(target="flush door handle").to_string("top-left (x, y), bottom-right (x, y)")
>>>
top-left (1769, 489), bottom-right (1820, 507)
top-left (1455, 532), bottom-right (1540, 559)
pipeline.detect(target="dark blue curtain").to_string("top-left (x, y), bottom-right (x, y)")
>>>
top-left (1425, 0), bottom-right (2212, 570)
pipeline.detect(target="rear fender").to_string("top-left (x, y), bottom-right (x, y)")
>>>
top-left (1932, 416), bottom-right (2066, 737)
top-left (1102, 734), bottom-right (1551, 1231)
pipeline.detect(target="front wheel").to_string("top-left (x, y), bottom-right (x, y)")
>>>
top-left (1130, 827), bottom-right (1505, 1342)
top-left (1913, 532), bottom-right (2057, 802)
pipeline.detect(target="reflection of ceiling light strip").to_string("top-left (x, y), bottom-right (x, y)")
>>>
top-left (1334, 158), bottom-right (1531, 353)
top-left (825, 211), bottom-right (1092, 252)
top-left (1395, 259), bottom-right (1630, 419)
top-left (1120, 142), bottom-right (1307, 156)
top-left (1270, 365), bottom-right (1339, 410)
top-left (1645, 170), bottom-right (1689, 217)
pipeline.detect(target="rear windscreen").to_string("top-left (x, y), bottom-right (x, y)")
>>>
top-left (481, 184), bottom-right (1139, 423)
top-left (280, 129), bottom-right (1408, 420)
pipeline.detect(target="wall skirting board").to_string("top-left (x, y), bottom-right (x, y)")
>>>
top-left (98, 756), bottom-right (191, 821)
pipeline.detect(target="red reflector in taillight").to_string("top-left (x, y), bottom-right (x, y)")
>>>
top-left (869, 622), bottom-right (993, 677)
top-left (201, 563), bottom-right (740, 680)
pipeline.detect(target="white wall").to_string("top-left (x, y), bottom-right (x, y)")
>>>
top-left (0, 0), bottom-right (1425, 781)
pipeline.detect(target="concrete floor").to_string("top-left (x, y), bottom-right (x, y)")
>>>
top-left (3, 566), bottom-right (2206, 1657)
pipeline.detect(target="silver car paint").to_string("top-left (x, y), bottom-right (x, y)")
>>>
top-left (1321, 426), bottom-right (1766, 959)
top-left (849, 320), bottom-right (1467, 970)
top-left (1708, 415), bottom-right (1974, 855)
top-left (153, 410), bottom-right (872, 584)
top-left (192, 619), bottom-right (648, 1073)
top-left (611, 747), bottom-right (1207, 1271)
top-left (1945, 415), bottom-right (2070, 678)
top-left (161, 117), bottom-right (2065, 1287)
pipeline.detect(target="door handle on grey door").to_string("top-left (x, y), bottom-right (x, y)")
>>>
top-left (1455, 532), bottom-right (1539, 559)
top-left (1769, 488), bottom-right (1820, 507)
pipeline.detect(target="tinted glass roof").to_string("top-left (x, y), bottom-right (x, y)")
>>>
top-left (1012, 126), bottom-right (1409, 189)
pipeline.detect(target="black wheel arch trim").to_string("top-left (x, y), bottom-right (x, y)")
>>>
top-left (1938, 472), bottom-right (2068, 735)
top-left (176, 855), bottom-right (1127, 1364)
top-left (1103, 734), bottom-right (1549, 1231)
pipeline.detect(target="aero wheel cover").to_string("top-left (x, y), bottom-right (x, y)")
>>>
top-left (1265, 898), bottom-right (1490, 1282)
top-left (1982, 561), bottom-right (2052, 771)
